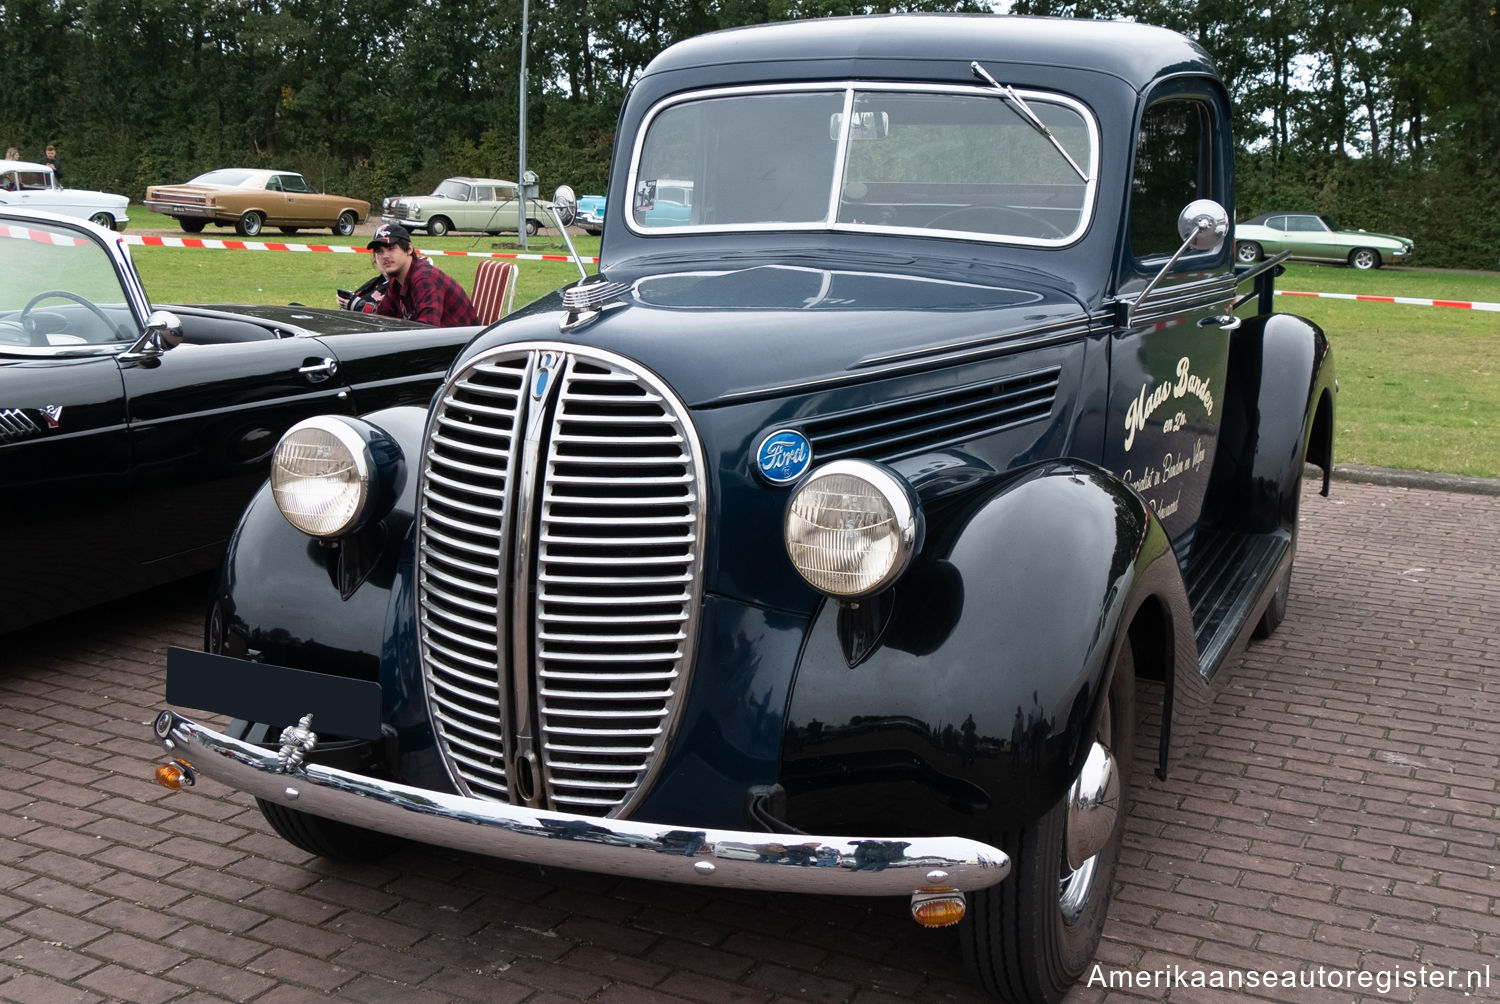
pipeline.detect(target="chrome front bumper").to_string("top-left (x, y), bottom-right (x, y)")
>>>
top-left (154, 711), bottom-right (1010, 896)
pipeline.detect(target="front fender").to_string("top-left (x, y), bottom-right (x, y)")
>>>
top-left (779, 461), bottom-right (1191, 839)
top-left (207, 405), bottom-right (429, 693)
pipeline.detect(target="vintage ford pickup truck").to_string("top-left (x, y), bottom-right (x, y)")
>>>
top-left (152, 14), bottom-right (1336, 1000)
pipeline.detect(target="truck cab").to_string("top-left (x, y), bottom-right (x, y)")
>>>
top-left (154, 15), bottom-right (1335, 1002)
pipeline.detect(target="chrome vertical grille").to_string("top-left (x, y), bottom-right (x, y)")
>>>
top-left (417, 344), bottom-right (706, 817)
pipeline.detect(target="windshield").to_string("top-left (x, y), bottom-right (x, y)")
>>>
top-left (628, 83), bottom-right (1097, 245)
top-left (0, 219), bottom-right (136, 350)
top-left (433, 179), bottom-right (472, 201)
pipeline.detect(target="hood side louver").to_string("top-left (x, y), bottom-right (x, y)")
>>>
top-left (801, 366), bottom-right (1061, 463)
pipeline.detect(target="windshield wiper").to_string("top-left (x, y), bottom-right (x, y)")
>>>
top-left (970, 61), bottom-right (1089, 183)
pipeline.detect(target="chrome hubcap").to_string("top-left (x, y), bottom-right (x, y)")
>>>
top-left (1059, 705), bottom-right (1121, 926)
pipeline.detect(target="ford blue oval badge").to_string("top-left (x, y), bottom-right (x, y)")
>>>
top-left (755, 429), bottom-right (812, 485)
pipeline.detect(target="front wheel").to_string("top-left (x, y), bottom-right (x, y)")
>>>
top-left (962, 642), bottom-right (1135, 1003)
top-left (256, 798), bottom-right (404, 861)
top-left (235, 210), bottom-right (264, 237)
top-left (426, 216), bottom-right (451, 237)
top-left (333, 210), bottom-right (357, 237)
top-left (1235, 240), bottom-right (1262, 263)
top-left (88, 211), bottom-right (115, 229)
top-left (1349, 247), bottom-right (1381, 270)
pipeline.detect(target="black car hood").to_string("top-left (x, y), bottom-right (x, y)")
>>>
top-left (166, 303), bottom-right (423, 336)
top-left (477, 263), bottom-right (1091, 407)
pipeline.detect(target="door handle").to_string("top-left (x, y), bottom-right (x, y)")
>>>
top-left (1198, 314), bottom-right (1242, 331)
top-left (299, 357), bottom-right (338, 382)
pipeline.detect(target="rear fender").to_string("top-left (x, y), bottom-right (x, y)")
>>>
top-left (1203, 312), bottom-right (1335, 533)
top-left (779, 461), bottom-right (1198, 836)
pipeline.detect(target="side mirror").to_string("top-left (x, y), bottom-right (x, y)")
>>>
top-left (119, 309), bottom-right (184, 363)
top-left (1177, 199), bottom-right (1229, 252)
top-left (148, 310), bottom-right (185, 350)
top-left (1127, 199), bottom-right (1229, 327)
top-left (551, 185), bottom-right (577, 228)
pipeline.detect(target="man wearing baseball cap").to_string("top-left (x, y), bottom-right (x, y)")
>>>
top-left (339, 223), bottom-right (479, 326)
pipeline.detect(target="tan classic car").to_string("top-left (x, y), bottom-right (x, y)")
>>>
top-left (144, 169), bottom-right (369, 237)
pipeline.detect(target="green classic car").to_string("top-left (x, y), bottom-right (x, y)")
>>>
top-left (1234, 211), bottom-right (1413, 270)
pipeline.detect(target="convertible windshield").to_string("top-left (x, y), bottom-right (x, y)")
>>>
top-left (629, 84), bottom-right (1097, 244)
top-left (0, 220), bottom-right (135, 349)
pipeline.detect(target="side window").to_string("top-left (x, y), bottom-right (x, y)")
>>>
top-left (1266, 216), bottom-right (1286, 230)
top-left (473, 186), bottom-right (495, 202)
top-left (1128, 98), bottom-right (1213, 261)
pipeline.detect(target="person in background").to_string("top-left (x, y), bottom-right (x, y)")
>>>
top-left (4, 147), bottom-right (18, 161)
top-left (42, 143), bottom-right (60, 180)
top-left (339, 223), bottom-right (478, 326)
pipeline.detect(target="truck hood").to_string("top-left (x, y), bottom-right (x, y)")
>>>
top-left (477, 263), bottom-right (1091, 406)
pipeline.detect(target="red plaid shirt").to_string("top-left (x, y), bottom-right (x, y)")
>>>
top-left (375, 256), bottom-right (479, 326)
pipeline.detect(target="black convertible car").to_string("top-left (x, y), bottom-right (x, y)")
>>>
top-left (0, 210), bottom-right (479, 634)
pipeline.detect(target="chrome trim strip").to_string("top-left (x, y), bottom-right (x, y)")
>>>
top-left (157, 712), bottom-right (1010, 895)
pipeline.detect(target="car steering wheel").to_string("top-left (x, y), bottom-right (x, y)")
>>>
top-left (925, 205), bottom-right (1069, 239)
top-left (20, 290), bottom-right (119, 346)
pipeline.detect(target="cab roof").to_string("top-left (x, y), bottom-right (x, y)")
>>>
top-left (641, 13), bottom-right (1216, 91)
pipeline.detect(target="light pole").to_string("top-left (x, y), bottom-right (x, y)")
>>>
top-left (517, 0), bottom-right (529, 249)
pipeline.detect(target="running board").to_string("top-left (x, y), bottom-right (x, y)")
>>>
top-left (1181, 528), bottom-right (1292, 681)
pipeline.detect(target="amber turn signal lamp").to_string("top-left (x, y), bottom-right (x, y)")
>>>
top-left (910, 888), bottom-right (966, 927)
top-left (154, 760), bottom-right (196, 791)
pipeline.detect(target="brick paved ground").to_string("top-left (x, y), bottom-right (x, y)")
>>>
top-left (1, 478), bottom-right (1496, 1003)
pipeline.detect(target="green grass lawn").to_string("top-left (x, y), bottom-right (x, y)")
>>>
top-left (127, 206), bottom-right (595, 309)
top-left (1268, 263), bottom-right (1498, 478)
top-left (123, 207), bottom-right (1500, 478)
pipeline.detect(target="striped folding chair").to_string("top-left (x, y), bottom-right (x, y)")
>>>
top-left (470, 259), bottom-right (518, 325)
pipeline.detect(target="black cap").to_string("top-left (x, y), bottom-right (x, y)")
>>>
top-left (367, 223), bottom-right (411, 249)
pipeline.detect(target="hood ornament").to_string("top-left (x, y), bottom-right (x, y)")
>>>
top-left (561, 279), bottom-right (631, 332)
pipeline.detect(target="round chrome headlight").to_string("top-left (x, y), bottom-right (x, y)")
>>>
top-left (270, 416), bottom-right (374, 537)
top-left (784, 460), bottom-right (921, 598)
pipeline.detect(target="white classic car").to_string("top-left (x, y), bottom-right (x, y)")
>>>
top-left (0, 160), bottom-right (130, 230)
top-left (382, 177), bottom-right (560, 237)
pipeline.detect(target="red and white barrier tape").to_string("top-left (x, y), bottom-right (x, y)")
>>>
top-left (1278, 290), bottom-right (1500, 312)
top-left (121, 234), bottom-right (598, 264)
top-left (4, 223), bottom-right (88, 246)
top-left (109, 238), bottom-right (1500, 307)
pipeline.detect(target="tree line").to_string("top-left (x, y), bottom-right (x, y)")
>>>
top-left (2, 0), bottom-right (1494, 267)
